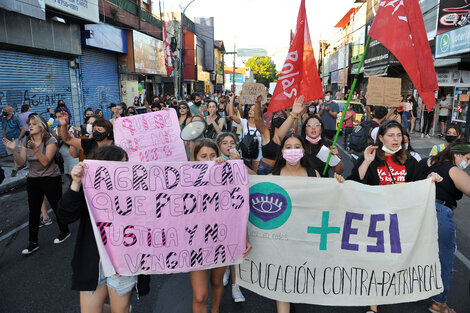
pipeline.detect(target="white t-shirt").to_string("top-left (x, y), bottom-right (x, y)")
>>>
top-left (439, 98), bottom-right (450, 116)
top-left (239, 118), bottom-right (262, 161)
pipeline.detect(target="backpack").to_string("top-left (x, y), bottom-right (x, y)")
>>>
top-left (239, 128), bottom-right (259, 160)
top-left (349, 120), bottom-right (374, 152)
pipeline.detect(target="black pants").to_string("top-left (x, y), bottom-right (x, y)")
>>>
top-left (343, 127), bottom-right (353, 149)
top-left (26, 176), bottom-right (68, 243)
top-left (422, 111), bottom-right (434, 135)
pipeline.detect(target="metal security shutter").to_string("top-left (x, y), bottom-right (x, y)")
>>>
top-left (0, 50), bottom-right (72, 156)
top-left (80, 48), bottom-right (120, 121)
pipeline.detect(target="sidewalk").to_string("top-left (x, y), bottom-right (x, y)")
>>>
top-left (0, 155), bottom-right (28, 194)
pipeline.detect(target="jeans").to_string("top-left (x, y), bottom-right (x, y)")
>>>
top-left (432, 202), bottom-right (456, 304)
top-left (257, 161), bottom-right (273, 175)
top-left (26, 176), bottom-right (69, 243)
top-left (402, 111), bottom-right (411, 132)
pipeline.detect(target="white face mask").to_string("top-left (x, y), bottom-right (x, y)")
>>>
top-left (382, 145), bottom-right (402, 155)
top-left (457, 155), bottom-right (469, 170)
top-left (458, 160), bottom-right (468, 170)
top-left (324, 96), bottom-right (331, 102)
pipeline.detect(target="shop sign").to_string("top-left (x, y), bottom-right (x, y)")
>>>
top-left (337, 45), bottom-right (349, 70)
top-left (330, 52), bottom-right (338, 72)
top-left (133, 30), bottom-right (166, 75)
top-left (45, 0), bottom-right (98, 23)
top-left (436, 25), bottom-right (470, 58)
top-left (437, 0), bottom-right (470, 35)
top-left (84, 24), bottom-right (128, 53)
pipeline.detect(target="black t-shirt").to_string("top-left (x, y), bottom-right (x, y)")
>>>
top-left (420, 159), bottom-right (463, 208)
top-left (81, 138), bottom-right (98, 158)
top-left (307, 143), bottom-right (331, 178)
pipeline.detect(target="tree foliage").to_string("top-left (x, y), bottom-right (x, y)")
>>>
top-left (245, 57), bottom-right (278, 87)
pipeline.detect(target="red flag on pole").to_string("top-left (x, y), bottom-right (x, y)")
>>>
top-left (369, 0), bottom-right (438, 111)
top-left (163, 21), bottom-right (174, 76)
top-left (268, 0), bottom-right (324, 113)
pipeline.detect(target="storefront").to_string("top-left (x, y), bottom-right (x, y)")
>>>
top-left (436, 68), bottom-right (470, 124)
top-left (0, 50), bottom-right (74, 155)
top-left (119, 30), bottom-right (166, 104)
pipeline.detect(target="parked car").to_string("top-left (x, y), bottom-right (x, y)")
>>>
top-left (335, 100), bottom-right (365, 131)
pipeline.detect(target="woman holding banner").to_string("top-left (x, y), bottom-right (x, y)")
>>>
top-left (347, 120), bottom-right (423, 313)
top-left (269, 133), bottom-right (344, 313)
top-left (419, 142), bottom-right (470, 313)
top-left (189, 138), bottom-right (252, 313)
top-left (57, 145), bottom-right (150, 313)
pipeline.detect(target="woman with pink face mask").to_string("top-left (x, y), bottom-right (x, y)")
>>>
top-left (270, 133), bottom-right (346, 313)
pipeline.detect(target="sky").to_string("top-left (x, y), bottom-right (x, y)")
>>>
top-left (163, 0), bottom-right (359, 70)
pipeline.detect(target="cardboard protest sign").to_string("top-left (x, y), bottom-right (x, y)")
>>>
top-left (237, 176), bottom-right (442, 306)
top-left (366, 77), bottom-right (402, 107)
top-left (82, 160), bottom-right (250, 276)
top-left (239, 82), bottom-right (268, 105)
top-left (114, 109), bottom-right (186, 162)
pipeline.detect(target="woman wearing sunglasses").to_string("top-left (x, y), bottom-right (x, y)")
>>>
top-left (177, 101), bottom-right (192, 129)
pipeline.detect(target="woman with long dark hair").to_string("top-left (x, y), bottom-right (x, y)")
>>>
top-left (3, 114), bottom-right (70, 254)
top-left (419, 141), bottom-right (470, 313)
top-left (347, 120), bottom-right (433, 313)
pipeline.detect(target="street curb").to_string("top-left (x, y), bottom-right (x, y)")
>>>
top-left (0, 177), bottom-right (26, 194)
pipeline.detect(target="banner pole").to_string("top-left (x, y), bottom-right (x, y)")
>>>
top-left (322, 36), bottom-right (372, 176)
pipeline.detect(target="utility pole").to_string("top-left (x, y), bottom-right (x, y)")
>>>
top-left (224, 45), bottom-right (237, 93)
top-left (178, 0), bottom-right (196, 100)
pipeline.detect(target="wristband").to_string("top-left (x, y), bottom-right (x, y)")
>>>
top-left (289, 112), bottom-right (299, 119)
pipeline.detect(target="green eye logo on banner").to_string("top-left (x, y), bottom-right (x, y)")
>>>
top-left (249, 182), bottom-right (292, 230)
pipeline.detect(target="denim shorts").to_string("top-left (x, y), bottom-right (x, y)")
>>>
top-left (85, 263), bottom-right (137, 297)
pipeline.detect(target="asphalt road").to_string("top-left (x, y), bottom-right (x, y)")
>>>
top-left (1, 144), bottom-right (470, 313)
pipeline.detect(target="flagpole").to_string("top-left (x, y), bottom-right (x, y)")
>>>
top-left (322, 36), bottom-right (371, 176)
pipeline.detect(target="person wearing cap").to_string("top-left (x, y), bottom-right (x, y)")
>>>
top-left (419, 141), bottom-right (470, 313)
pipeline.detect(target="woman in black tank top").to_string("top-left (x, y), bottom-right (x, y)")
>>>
top-left (418, 142), bottom-right (470, 313)
top-left (253, 95), bottom-right (282, 174)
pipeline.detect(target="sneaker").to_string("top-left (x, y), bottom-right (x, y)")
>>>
top-left (39, 217), bottom-right (53, 228)
top-left (10, 169), bottom-right (17, 177)
top-left (22, 242), bottom-right (39, 255)
top-left (223, 267), bottom-right (230, 287)
top-left (54, 232), bottom-right (71, 244)
top-left (421, 133), bottom-right (424, 138)
top-left (426, 134), bottom-right (431, 138)
top-left (232, 284), bottom-right (245, 303)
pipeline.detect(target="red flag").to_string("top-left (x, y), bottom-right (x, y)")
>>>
top-left (163, 21), bottom-right (174, 76)
top-left (268, 0), bottom-right (323, 113)
top-left (369, 0), bottom-right (438, 111)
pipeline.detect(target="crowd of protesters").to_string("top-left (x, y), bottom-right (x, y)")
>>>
top-left (2, 89), bottom-right (470, 313)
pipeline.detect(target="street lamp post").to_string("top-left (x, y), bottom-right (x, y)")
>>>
top-left (178, 0), bottom-right (196, 100)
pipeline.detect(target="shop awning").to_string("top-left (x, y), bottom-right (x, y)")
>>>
top-left (351, 62), bottom-right (365, 74)
top-left (364, 65), bottom-right (388, 77)
top-left (434, 58), bottom-right (461, 68)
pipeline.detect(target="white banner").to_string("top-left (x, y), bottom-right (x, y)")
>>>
top-left (237, 176), bottom-right (442, 306)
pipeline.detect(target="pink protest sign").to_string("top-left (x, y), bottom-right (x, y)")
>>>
top-left (113, 109), bottom-right (187, 162)
top-left (82, 159), bottom-right (250, 276)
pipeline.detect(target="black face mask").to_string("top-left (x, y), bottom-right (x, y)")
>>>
top-left (93, 131), bottom-right (108, 142)
top-left (272, 117), bottom-right (286, 128)
top-left (2, 111), bottom-right (8, 117)
top-left (445, 135), bottom-right (458, 143)
top-left (194, 101), bottom-right (202, 106)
